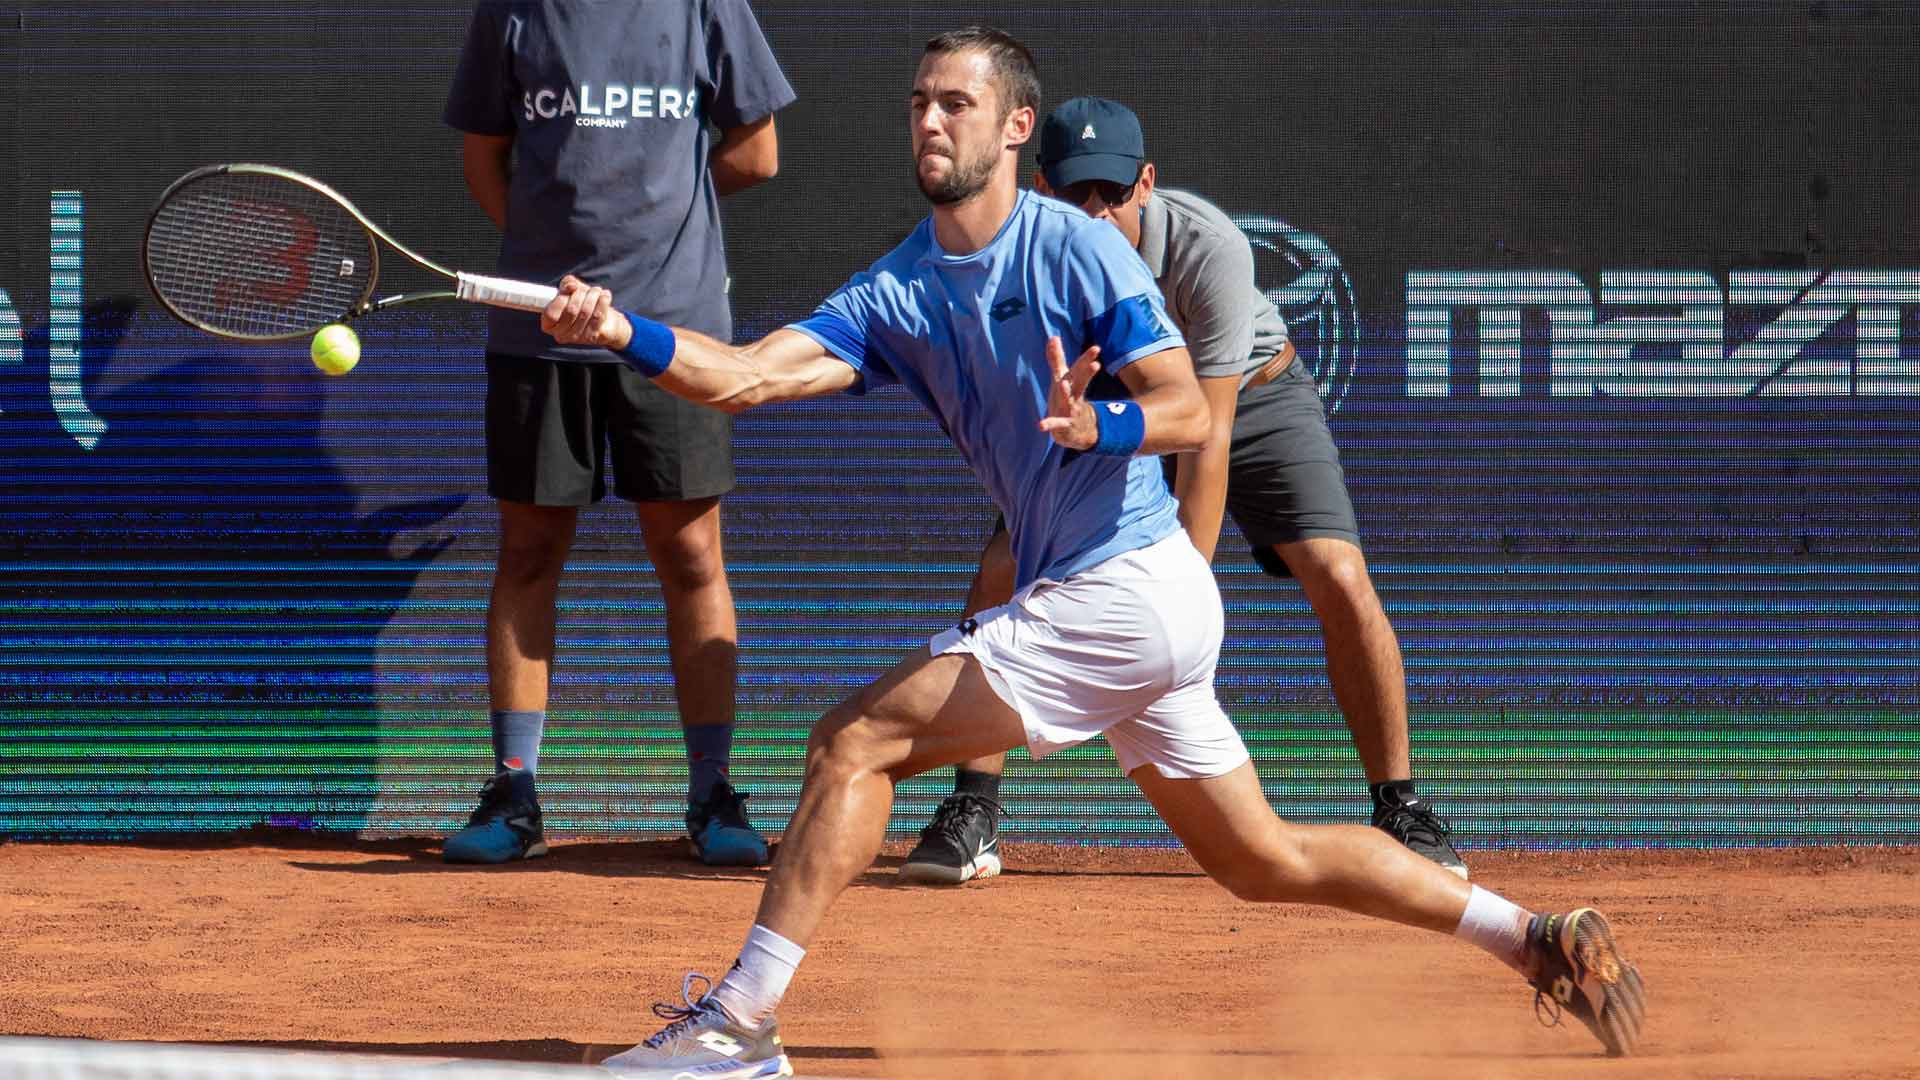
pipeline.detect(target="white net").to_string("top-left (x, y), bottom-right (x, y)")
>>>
top-left (0, 1039), bottom-right (598, 1080)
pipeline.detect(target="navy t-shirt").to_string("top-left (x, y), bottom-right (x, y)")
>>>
top-left (444, 0), bottom-right (795, 361)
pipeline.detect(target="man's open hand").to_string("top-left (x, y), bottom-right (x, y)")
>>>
top-left (1036, 336), bottom-right (1102, 450)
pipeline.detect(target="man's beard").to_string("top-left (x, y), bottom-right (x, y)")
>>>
top-left (917, 146), bottom-right (996, 206)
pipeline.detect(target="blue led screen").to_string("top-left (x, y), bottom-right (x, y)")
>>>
top-left (1, 1), bottom-right (1915, 844)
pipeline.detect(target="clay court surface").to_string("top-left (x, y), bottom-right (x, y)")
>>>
top-left (4, 838), bottom-right (1918, 1079)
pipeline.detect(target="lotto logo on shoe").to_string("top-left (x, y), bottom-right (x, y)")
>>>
top-left (695, 1031), bottom-right (742, 1057)
top-left (1552, 975), bottom-right (1575, 1005)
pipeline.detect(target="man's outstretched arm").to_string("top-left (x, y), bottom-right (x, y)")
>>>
top-left (542, 275), bottom-right (859, 411)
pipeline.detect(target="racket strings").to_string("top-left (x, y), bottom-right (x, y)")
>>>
top-left (146, 171), bottom-right (375, 339)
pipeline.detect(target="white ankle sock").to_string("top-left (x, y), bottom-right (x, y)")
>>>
top-left (709, 924), bottom-right (806, 1029)
top-left (1453, 884), bottom-right (1533, 975)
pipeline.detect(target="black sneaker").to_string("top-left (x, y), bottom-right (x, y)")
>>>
top-left (1525, 908), bottom-right (1647, 1056)
top-left (686, 779), bottom-right (770, 867)
top-left (443, 768), bottom-right (547, 864)
top-left (900, 793), bottom-right (1004, 885)
top-left (1373, 795), bottom-right (1469, 879)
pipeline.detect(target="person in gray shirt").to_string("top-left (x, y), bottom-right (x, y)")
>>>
top-left (441, 0), bottom-right (795, 867)
top-left (902, 96), bottom-right (1467, 884)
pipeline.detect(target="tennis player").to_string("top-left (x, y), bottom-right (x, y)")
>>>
top-left (543, 26), bottom-right (1645, 1077)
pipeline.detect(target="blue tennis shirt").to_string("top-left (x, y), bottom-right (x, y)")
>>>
top-left (790, 191), bottom-right (1188, 588)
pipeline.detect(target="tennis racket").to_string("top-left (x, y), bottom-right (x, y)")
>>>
top-left (143, 163), bottom-right (558, 341)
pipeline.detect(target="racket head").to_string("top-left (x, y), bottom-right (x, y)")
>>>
top-left (143, 164), bottom-right (380, 341)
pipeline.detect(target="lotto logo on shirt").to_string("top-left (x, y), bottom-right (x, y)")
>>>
top-left (522, 83), bottom-right (700, 128)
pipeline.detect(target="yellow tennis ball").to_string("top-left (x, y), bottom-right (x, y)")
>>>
top-left (310, 324), bottom-right (361, 376)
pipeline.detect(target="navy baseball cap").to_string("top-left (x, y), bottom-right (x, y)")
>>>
top-left (1037, 96), bottom-right (1145, 189)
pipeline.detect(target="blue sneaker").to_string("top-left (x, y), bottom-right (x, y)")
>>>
top-left (687, 779), bottom-right (769, 867)
top-left (443, 768), bottom-right (547, 864)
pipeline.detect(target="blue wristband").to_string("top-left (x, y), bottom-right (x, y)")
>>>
top-left (1090, 399), bottom-right (1146, 456)
top-left (615, 310), bottom-right (676, 377)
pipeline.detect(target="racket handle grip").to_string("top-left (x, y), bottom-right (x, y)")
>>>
top-left (456, 272), bottom-right (559, 312)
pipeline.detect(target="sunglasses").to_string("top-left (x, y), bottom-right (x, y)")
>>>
top-left (1053, 171), bottom-right (1141, 210)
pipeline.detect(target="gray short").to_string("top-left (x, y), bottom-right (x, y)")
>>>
top-left (485, 353), bottom-right (733, 506)
top-left (1165, 356), bottom-right (1362, 578)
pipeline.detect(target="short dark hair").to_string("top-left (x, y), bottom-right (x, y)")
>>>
top-left (924, 26), bottom-right (1041, 120)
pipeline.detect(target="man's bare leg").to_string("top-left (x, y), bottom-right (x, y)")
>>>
top-left (442, 501), bottom-right (577, 864)
top-left (488, 501), bottom-right (579, 720)
top-left (1131, 761), bottom-right (1645, 1054)
top-left (633, 494), bottom-right (761, 864)
top-left (755, 648), bottom-right (1026, 945)
top-left (688, 646), bottom-right (1024, 1030)
top-left (1273, 537), bottom-right (1408, 782)
top-left (1131, 761), bottom-right (1467, 929)
top-left (599, 646), bottom-right (1030, 1077)
top-left (633, 496), bottom-right (737, 741)
top-left (1276, 536), bottom-right (1466, 876)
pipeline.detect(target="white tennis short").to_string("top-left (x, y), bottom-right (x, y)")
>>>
top-left (929, 530), bottom-right (1250, 779)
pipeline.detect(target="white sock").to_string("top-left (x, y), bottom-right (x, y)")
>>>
top-left (1453, 885), bottom-right (1533, 975)
top-left (709, 924), bottom-right (805, 1029)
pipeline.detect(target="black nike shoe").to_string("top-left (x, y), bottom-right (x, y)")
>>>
top-left (1373, 795), bottom-right (1469, 879)
top-left (1526, 908), bottom-right (1648, 1056)
top-left (899, 793), bottom-right (1004, 885)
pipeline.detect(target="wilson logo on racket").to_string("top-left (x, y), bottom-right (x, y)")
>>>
top-left (211, 200), bottom-right (317, 315)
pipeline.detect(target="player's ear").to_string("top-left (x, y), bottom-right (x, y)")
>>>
top-left (1034, 168), bottom-right (1054, 195)
top-left (1004, 103), bottom-right (1035, 149)
top-left (1137, 161), bottom-right (1157, 202)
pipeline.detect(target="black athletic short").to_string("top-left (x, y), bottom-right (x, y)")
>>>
top-left (1163, 356), bottom-right (1363, 578)
top-left (485, 352), bottom-right (733, 506)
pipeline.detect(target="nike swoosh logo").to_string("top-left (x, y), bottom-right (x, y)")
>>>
top-left (975, 837), bottom-right (996, 858)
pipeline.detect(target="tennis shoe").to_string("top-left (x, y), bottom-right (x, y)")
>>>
top-left (900, 793), bottom-right (1004, 885)
top-left (1373, 794), bottom-right (1468, 879)
top-left (1525, 908), bottom-right (1648, 1056)
top-left (688, 780), bottom-right (770, 867)
top-left (601, 974), bottom-right (791, 1079)
top-left (443, 767), bottom-right (547, 864)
